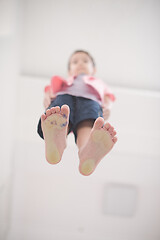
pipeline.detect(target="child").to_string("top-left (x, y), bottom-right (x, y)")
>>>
top-left (37, 50), bottom-right (117, 176)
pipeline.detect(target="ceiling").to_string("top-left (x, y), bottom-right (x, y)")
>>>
top-left (18, 0), bottom-right (160, 91)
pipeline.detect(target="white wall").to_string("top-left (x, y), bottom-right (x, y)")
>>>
top-left (19, 0), bottom-right (160, 91)
top-left (7, 76), bottom-right (160, 240)
top-left (0, 0), bottom-right (19, 239)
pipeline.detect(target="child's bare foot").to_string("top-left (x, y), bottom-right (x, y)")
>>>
top-left (41, 105), bottom-right (70, 164)
top-left (78, 117), bottom-right (117, 176)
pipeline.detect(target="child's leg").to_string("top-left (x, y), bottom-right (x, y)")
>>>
top-left (77, 117), bottom-right (117, 176)
top-left (41, 105), bottom-right (70, 164)
top-left (76, 120), bottom-right (94, 149)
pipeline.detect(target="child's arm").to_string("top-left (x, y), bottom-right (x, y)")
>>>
top-left (102, 95), bottom-right (113, 121)
top-left (43, 88), bottom-right (56, 109)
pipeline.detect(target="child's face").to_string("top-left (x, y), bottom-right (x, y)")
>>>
top-left (68, 52), bottom-right (96, 76)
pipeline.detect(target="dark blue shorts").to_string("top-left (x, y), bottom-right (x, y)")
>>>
top-left (37, 94), bottom-right (103, 142)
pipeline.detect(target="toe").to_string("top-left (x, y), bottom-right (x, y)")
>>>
top-left (55, 106), bottom-right (60, 113)
top-left (46, 109), bottom-right (52, 116)
top-left (103, 122), bottom-right (111, 130)
top-left (41, 114), bottom-right (46, 121)
top-left (93, 117), bottom-right (104, 129)
top-left (113, 136), bottom-right (118, 143)
top-left (108, 126), bottom-right (114, 134)
top-left (61, 105), bottom-right (70, 119)
top-left (50, 107), bottom-right (56, 114)
top-left (111, 130), bottom-right (117, 137)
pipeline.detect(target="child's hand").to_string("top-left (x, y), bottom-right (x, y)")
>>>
top-left (43, 90), bottom-right (56, 109)
top-left (102, 105), bottom-right (111, 121)
top-left (102, 95), bottom-right (112, 121)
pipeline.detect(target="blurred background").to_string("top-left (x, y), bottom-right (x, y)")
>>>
top-left (0, 0), bottom-right (160, 239)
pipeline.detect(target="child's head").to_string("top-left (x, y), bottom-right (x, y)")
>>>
top-left (68, 50), bottom-right (96, 76)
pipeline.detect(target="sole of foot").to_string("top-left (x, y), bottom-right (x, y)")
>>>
top-left (79, 117), bottom-right (117, 176)
top-left (41, 105), bottom-right (70, 164)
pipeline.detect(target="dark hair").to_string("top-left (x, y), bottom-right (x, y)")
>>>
top-left (68, 49), bottom-right (96, 70)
